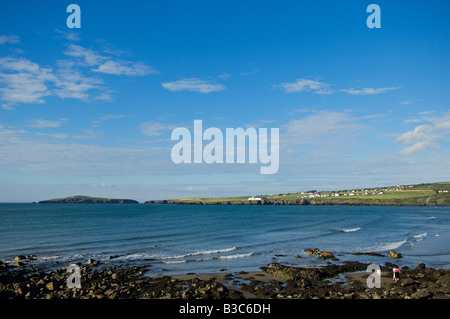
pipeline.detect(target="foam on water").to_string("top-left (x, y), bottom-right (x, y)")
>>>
top-left (341, 227), bottom-right (361, 233)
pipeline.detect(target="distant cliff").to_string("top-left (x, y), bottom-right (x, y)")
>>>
top-left (39, 195), bottom-right (139, 204)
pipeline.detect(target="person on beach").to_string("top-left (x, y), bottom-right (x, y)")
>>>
top-left (393, 267), bottom-right (400, 283)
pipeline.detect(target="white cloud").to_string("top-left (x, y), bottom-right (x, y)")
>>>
top-left (0, 42), bottom-right (151, 106)
top-left (54, 29), bottom-right (80, 42)
top-left (63, 44), bottom-right (104, 67)
top-left (93, 60), bottom-right (154, 76)
top-left (53, 60), bottom-right (103, 101)
top-left (399, 141), bottom-right (436, 155)
top-left (0, 57), bottom-right (55, 104)
top-left (277, 78), bottom-right (399, 95)
top-left (36, 132), bottom-right (69, 139)
top-left (91, 114), bottom-right (127, 127)
top-left (396, 124), bottom-right (435, 144)
top-left (162, 78), bottom-right (225, 93)
top-left (0, 56), bottom-right (108, 105)
top-left (279, 78), bottom-right (331, 94)
top-left (1, 103), bottom-right (14, 110)
top-left (404, 118), bottom-right (422, 124)
top-left (64, 44), bottom-right (155, 76)
top-left (0, 125), bottom-right (172, 176)
top-left (341, 87), bottom-right (399, 95)
top-left (433, 112), bottom-right (450, 131)
top-left (0, 35), bottom-right (20, 45)
top-left (28, 119), bottom-right (66, 129)
top-left (283, 111), bottom-right (366, 145)
top-left (396, 112), bottom-right (450, 155)
top-left (140, 122), bottom-right (177, 137)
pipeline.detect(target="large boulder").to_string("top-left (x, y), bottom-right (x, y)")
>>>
top-left (388, 250), bottom-right (402, 258)
top-left (318, 251), bottom-right (335, 259)
top-left (305, 248), bottom-right (319, 256)
top-left (401, 278), bottom-right (414, 287)
top-left (14, 255), bottom-right (27, 261)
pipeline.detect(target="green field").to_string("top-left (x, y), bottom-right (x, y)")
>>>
top-left (145, 182), bottom-right (450, 206)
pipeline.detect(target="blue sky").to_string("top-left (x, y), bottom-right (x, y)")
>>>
top-left (1, 0), bottom-right (449, 202)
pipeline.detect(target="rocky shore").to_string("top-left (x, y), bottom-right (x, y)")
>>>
top-left (1, 252), bottom-right (449, 300)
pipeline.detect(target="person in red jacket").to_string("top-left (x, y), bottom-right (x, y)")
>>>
top-left (393, 266), bottom-right (400, 283)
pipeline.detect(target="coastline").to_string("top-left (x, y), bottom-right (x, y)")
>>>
top-left (2, 255), bottom-right (449, 300)
top-left (145, 200), bottom-right (450, 207)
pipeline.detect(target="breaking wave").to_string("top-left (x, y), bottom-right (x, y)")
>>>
top-left (413, 233), bottom-right (428, 241)
top-left (365, 239), bottom-right (408, 252)
top-left (341, 227), bottom-right (361, 233)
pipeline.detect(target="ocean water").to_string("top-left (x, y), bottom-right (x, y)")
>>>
top-left (0, 204), bottom-right (449, 275)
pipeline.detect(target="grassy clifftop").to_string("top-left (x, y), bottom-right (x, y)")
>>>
top-left (39, 195), bottom-right (139, 204)
top-left (145, 182), bottom-right (450, 206)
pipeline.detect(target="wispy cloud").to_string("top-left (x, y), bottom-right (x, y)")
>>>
top-left (0, 35), bottom-right (20, 45)
top-left (0, 125), bottom-right (171, 176)
top-left (398, 141), bottom-right (436, 155)
top-left (139, 122), bottom-right (177, 137)
top-left (36, 132), bottom-right (69, 139)
top-left (0, 35), bottom-right (156, 107)
top-left (64, 44), bottom-right (156, 76)
top-left (91, 114), bottom-right (128, 127)
top-left (0, 57), bottom-right (55, 105)
top-left (63, 44), bottom-right (104, 66)
top-left (28, 119), bottom-right (67, 129)
top-left (162, 78), bottom-right (225, 93)
top-left (279, 78), bottom-right (332, 94)
top-left (92, 60), bottom-right (153, 76)
top-left (283, 111), bottom-right (367, 146)
top-left (397, 124), bottom-right (436, 144)
top-left (340, 87), bottom-right (399, 95)
top-left (396, 112), bottom-right (450, 155)
top-left (53, 59), bottom-right (104, 101)
top-left (244, 119), bottom-right (276, 128)
top-left (404, 118), bottom-right (422, 124)
top-left (54, 29), bottom-right (80, 42)
top-left (277, 78), bottom-right (399, 95)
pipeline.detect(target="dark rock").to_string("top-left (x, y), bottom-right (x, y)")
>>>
top-left (318, 251), bottom-right (335, 259)
top-left (350, 252), bottom-right (384, 257)
top-left (86, 259), bottom-right (100, 266)
top-left (416, 263), bottom-right (426, 270)
top-left (305, 248), bottom-right (319, 256)
top-left (388, 250), bottom-right (402, 258)
top-left (411, 289), bottom-right (432, 299)
top-left (401, 278), bottom-right (414, 287)
top-left (14, 255), bottom-right (27, 261)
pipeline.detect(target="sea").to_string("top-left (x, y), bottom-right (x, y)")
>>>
top-left (1, 204), bottom-right (449, 276)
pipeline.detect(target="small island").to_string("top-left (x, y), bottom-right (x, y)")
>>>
top-left (38, 195), bottom-right (139, 204)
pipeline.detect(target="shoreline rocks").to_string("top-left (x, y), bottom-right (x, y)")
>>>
top-left (1, 257), bottom-right (449, 299)
top-left (388, 250), bottom-right (403, 258)
top-left (304, 248), bottom-right (336, 260)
